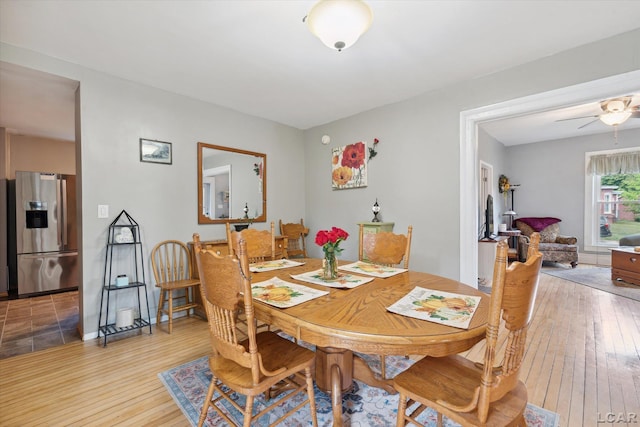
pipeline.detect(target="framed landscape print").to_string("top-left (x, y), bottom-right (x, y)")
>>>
top-left (140, 138), bottom-right (172, 164)
top-left (332, 141), bottom-right (368, 189)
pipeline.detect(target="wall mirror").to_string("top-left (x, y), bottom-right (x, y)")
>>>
top-left (198, 142), bottom-right (266, 224)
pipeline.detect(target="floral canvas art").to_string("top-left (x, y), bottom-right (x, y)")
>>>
top-left (332, 141), bottom-right (368, 189)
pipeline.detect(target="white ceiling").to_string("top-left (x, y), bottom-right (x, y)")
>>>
top-left (1, 0), bottom-right (640, 144)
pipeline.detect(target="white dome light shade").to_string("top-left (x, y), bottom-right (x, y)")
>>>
top-left (600, 99), bottom-right (632, 126)
top-left (599, 111), bottom-right (632, 126)
top-left (306, 0), bottom-right (373, 52)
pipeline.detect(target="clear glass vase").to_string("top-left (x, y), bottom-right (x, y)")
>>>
top-left (322, 250), bottom-right (339, 280)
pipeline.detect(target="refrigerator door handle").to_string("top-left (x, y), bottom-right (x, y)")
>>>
top-left (61, 178), bottom-right (68, 247)
top-left (56, 178), bottom-right (63, 247)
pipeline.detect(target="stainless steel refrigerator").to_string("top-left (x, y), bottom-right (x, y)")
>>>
top-left (8, 171), bottom-right (79, 296)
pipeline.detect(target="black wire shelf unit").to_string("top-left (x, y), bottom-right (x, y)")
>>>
top-left (98, 210), bottom-right (152, 346)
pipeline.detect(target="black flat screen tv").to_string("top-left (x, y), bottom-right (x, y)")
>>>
top-left (484, 194), bottom-right (494, 239)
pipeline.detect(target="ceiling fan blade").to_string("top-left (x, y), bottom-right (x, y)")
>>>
top-left (631, 111), bottom-right (640, 118)
top-left (578, 118), bottom-right (600, 129)
top-left (555, 114), bottom-right (599, 122)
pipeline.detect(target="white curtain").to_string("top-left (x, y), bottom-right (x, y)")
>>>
top-left (588, 150), bottom-right (640, 175)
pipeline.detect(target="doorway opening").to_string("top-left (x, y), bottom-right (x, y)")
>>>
top-left (460, 69), bottom-right (640, 286)
top-left (0, 62), bottom-right (83, 353)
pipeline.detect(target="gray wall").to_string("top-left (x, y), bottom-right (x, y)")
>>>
top-left (478, 127), bottom-right (509, 229)
top-left (303, 28), bottom-right (640, 277)
top-left (478, 122), bottom-right (640, 255)
top-left (505, 128), bottom-right (640, 252)
top-left (1, 27), bottom-right (639, 338)
top-left (1, 43), bottom-right (307, 338)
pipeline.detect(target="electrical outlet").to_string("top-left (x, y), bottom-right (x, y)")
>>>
top-left (98, 205), bottom-right (109, 218)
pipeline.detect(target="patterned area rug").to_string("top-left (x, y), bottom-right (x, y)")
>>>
top-left (544, 267), bottom-right (639, 301)
top-left (159, 354), bottom-right (559, 427)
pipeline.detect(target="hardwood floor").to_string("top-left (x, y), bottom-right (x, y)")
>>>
top-left (0, 268), bottom-right (638, 427)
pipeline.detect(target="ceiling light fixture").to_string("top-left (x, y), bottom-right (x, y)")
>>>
top-left (305, 0), bottom-right (373, 52)
top-left (599, 99), bottom-right (632, 126)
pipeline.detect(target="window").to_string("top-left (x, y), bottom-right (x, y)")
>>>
top-left (585, 148), bottom-right (640, 251)
top-left (604, 193), bottom-right (612, 214)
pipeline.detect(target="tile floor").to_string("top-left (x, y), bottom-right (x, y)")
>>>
top-left (0, 290), bottom-right (81, 359)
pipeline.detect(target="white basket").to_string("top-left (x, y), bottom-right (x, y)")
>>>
top-left (116, 308), bottom-right (134, 328)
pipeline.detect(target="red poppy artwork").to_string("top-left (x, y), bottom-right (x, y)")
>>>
top-left (331, 141), bottom-right (368, 189)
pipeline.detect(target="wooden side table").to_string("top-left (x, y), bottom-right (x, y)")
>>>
top-left (611, 247), bottom-right (640, 286)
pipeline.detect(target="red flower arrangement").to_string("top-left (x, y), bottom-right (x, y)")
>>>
top-left (315, 226), bottom-right (349, 256)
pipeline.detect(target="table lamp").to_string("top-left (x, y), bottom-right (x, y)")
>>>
top-left (372, 199), bottom-right (381, 222)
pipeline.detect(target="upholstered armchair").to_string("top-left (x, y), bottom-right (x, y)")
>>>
top-left (515, 217), bottom-right (578, 268)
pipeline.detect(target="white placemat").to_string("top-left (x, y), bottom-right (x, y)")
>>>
top-left (339, 261), bottom-right (407, 278)
top-left (290, 269), bottom-right (374, 289)
top-left (387, 286), bottom-right (481, 329)
top-left (251, 277), bottom-right (328, 308)
top-left (249, 259), bottom-right (305, 273)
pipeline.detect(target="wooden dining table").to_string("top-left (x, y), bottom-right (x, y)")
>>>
top-left (250, 258), bottom-right (490, 426)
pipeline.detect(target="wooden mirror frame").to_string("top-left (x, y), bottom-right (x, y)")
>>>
top-left (197, 142), bottom-right (266, 225)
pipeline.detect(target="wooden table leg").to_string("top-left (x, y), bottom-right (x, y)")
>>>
top-left (315, 347), bottom-right (354, 426)
top-left (314, 347), bottom-right (398, 425)
top-left (315, 347), bottom-right (354, 393)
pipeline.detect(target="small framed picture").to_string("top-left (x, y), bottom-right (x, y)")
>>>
top-left (140, 138), bottom-right (172, 164)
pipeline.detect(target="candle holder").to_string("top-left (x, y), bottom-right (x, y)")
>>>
top-left (372, 199), bottom-right (381, 222)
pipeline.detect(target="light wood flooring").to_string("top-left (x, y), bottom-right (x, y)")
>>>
top-left (0, 267), bottom-right (638, 427)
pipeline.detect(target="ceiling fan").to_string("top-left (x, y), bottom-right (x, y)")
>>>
top-left (557, 96), bottom-right (640, 129)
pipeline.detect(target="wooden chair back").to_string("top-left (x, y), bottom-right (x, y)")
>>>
top-left (193, 233), bottom-right (318, 427)
top-left (150, 240), bottom-right (193, 283)
top-left (279, 218), bottom-right (309, 258)
top-left (150, 239), bottom-right (201, 333)
top-left (394, 233), bottom-right (543, 426)
top-left (526, 231), bottom-right (540, 259)
top-left (194, 233), bottom-right (260, 374)
top-left (358, 224), bottom-right (413, 268)
top-left (226, 221), bottom-right (276, 263)
top-left (474, 233), bottom-right (543, 421)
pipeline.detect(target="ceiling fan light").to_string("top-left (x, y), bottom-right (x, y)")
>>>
top-left (599, 111), bottom-right (632, 126)
top-left (306, 0), bottom-right (373, 52)
top-left (605, 99), bottom-right (626, 113)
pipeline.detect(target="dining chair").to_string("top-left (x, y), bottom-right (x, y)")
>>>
top-left (192, 233), bottom-right (318, 427)
top-left (393, 234), bottom-right (543, 427)
top-left (226, 221), bottom-right (277, 262)
top-left (150, 240), bottom-right (201, 334)
top-left (358, 224), bottom-right (413, 378)
top-left (279, 218), bottom-right (309, 258)
top-left (359, 224), bottom-right (413, 269)
top-left (227, 222), bottom-right (281, 336)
